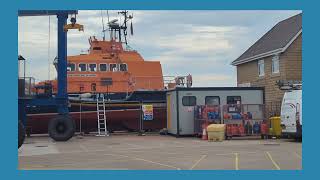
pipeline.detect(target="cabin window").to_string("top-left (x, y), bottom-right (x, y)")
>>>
top-left (119, 63), bottom-right (128, 72)
top-left (258, 59), bottom-right (265, 77)
top-left (205, 96), bottom-right (220, 106)
top-left (78, 63), bottom-right (87, 72)
top-left (99, 64), bottom-right (108, 72)
top-left (182, 96), bottom-right (196, 106)
top-left (88, 64), bottom-right (97, 72)
top-left (227, 96), bottom-right (241, 105)
top-left (67, 63), bottom-right (75, 72)
top-left (227, 96), bottom-right (241, 113)
top-left (110, 63), bottom-right (118, 72)
top-left (272, 55), bottom-right (280, 74)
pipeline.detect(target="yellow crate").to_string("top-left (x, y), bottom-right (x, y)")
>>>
top-left (208, 131), bottom-right (225, 142)
top-left (207, 124), bottom-right (226, 132)
top-left (207, 124), bottom-right (225, 141)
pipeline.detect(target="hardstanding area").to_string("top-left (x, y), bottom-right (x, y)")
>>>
top-left (18, 134), bottom-right (301, 170)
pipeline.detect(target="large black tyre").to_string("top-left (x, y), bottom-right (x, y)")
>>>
top-left (296, 125), bottom-right (302, 142)
top-left (48, 115), bottom-right (75, 141)
top-left (18, 120), bottom-right (26, 149)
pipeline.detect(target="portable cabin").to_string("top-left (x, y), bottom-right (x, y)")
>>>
top-left (166, 87), bottom-right (265, 136)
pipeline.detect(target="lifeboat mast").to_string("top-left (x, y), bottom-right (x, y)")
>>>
top-left (106, 10), bottom-right (133, 45)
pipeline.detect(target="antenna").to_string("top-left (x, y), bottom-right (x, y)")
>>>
top-left (107, 10), bottom-right (110, 23)
top-left (101, 10), bottom-right (106, 41)
top-left (107, 10), bottom-right (133, 44)
top-left (130, 13), bottom-right (133, 36)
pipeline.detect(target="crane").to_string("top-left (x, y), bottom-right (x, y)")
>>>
top-left (18, 10), bottom-right (83, 148)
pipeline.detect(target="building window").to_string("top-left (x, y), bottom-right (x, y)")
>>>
top-left (272, 55), bottom-right (280, 74)
top-left (119, 63), bottom-right (128, 72)
top-left (110, 63), bottom-right (118, 72)
top-left (258, 59), bottom-right (264, 77)
top-left (88, 64), bottom-right (97, 72)
top-left (67, 63), bottom-right (75, 72)
top-left (78, 63), bottom-right (87, 72)
top-left (99, 64), bottom-right (108, 72)
top-left (205, 96), bottom-right (220, 106)
top-left (182, 96), bottom-right (196, 106)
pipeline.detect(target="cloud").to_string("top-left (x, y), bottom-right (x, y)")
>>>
top-left (192, 73), bottom-right (236, 87)
top-left (18, 10), bottom-right (301, 87)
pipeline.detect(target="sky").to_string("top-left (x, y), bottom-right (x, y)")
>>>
top-left (18, 10), bottom-right (301, 87)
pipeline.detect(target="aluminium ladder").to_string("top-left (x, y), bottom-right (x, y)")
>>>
top-left (96, 95), bottom-right (109, 136)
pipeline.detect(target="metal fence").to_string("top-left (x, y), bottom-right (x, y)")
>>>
top-left (222, 104), bottom-right (266, 136)
top-left (194, 104), bottom-right (267, 136)
top-left (194, 105), bottom-right (221, 135)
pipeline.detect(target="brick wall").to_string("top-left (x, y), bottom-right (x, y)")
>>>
top-left (236, 34), bottom-right (302, 117)
top-left (282, 34), bottom-right (302, 80)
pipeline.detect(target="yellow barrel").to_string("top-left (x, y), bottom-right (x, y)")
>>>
top-left (269, 116), bottom-right (281, 136)
top-left (207, 124), bottom-right (226, 141)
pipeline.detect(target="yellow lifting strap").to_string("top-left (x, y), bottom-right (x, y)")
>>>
top-left (64, 23), bottom-right (84, 32)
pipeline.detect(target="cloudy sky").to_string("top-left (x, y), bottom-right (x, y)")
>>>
top-left (18, 10), bottom-right (301, 87)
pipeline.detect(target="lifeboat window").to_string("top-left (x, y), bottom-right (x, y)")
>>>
top-left (99, 64), bottom-right (108, 72)
top-left (93, 47), bottom-right (102, 50)
top-left (91, 83), bottom-right (96, 92)
top-left (88, 64), bottom-right (97, 72)
top-left (110, 64), bottom-right (118, 72)
top-left (120, 63), bottom-right (128, 72)
top-left (79, 63), bottom-right (87, 72)
top-left (67, 63), bottom-right (76, 72)
top-left (79, 84), bottom-right (84, 92)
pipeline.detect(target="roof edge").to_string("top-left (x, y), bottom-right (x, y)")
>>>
top-left (231, 48), bottom-right (282, 66)
top-left (231, 29), bottom-right (302, 66)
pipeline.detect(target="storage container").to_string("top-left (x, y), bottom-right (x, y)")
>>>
top-left (207, 124), bottom-right (226, 141)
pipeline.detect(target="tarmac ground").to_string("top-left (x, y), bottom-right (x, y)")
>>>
top-left (18, 134), bottom-right (302, 170)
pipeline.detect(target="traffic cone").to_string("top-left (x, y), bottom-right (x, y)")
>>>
top-left (202, 127), bottom-right (208, 140)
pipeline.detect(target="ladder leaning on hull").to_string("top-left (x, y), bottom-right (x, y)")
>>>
top-left (96, 95), bottom-right (109, 136)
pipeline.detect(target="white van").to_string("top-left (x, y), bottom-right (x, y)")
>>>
top-left (280, 89), bottom-right (302, 139)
